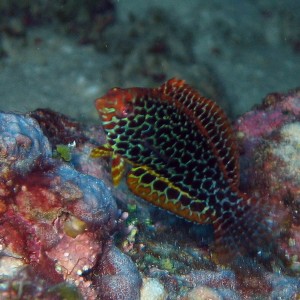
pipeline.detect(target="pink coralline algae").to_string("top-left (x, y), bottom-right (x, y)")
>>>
top-left (0, 112), bottom-right (141, 299)
top-left (235, 88), bottom-right (300, 274)
top-left (236, 89), bottom-right (300, 142)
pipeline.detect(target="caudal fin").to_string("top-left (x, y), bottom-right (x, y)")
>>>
top-left (212, 193), bottom-right (288, 271)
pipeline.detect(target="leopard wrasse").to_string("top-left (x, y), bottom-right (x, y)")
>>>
top-left (91, 78), bottom-right (274, 256)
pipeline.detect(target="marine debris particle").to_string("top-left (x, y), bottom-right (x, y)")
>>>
top-left (91, 78), bottom-right (277, 257)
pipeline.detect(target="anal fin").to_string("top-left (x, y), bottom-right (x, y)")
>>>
top-left (127, 166), bottom-right (210, 224)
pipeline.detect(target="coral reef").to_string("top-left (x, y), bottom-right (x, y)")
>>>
top-left (0, 112), bottom-right (141, 299)
top-left (1, 86), bottom-right (300, 299)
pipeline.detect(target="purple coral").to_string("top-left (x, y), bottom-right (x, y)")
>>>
top-left (93, 243), bottom-right (142, 300)
top-left (54, 164), bottom-right (118, 228)
top-left (0, 112), bottom-right (51, 175)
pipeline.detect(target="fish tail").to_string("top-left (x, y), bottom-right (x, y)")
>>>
top-left (212, 192), bottom-right (281, 264)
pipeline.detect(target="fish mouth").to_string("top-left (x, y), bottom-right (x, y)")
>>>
top-left (95, 96), bottom-right (115, 112)
top-left (94, 96), bottom-right (117, 125)
top-left (95, 87), bottom-right (136, 120)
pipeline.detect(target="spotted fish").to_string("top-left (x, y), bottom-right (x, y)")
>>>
top-left (91, 78), bottom-right (272, 255)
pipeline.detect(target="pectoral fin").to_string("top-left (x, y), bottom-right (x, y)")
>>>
top-left (90, 143), bottom-right (113, 158)
top-left (91, 144), bottom-right (125, 186)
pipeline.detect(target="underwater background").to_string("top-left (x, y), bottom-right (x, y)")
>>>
top-left (0, 0), bottom-right (300, 122)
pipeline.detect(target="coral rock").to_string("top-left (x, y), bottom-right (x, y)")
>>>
top-left (0, 112), bottom-right (51, 175)
top-left (94, 243), bottom-right (142, 300)
top-left (235, 88), bottom-right (300, 271)
top-left (187, 285), bottom-right (223, 300)
top-left (140, 278), bottom-right (167, 300)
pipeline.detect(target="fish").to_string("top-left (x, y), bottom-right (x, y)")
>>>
top-left (91, 78), bottom-right (274, 257)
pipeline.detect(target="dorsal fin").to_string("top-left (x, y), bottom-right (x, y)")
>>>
top-left (158, 78), bottom-right (239, 188)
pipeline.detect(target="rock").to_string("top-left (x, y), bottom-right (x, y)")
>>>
top-left (140, 278), bottom-right (167, 300)
top-left (235, 88), bottom-right (300, 272)
top-left (94, 243), bottom-right (142, 300)
top-left (187, 285), bottom-right (223, 300)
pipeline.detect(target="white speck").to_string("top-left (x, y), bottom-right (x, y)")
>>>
top-left (121, 211), bottom-right (129, 220)
top-left (83, 265), bottom-right (89, 271)
top-left (289, 238), bottom-right (296, 247)
top-left (55, 264), bottom-right (62, 273)
top-left (68, 141), bottom-right (76, 148)
top-left (64, 252), bottom-right (69, 257)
